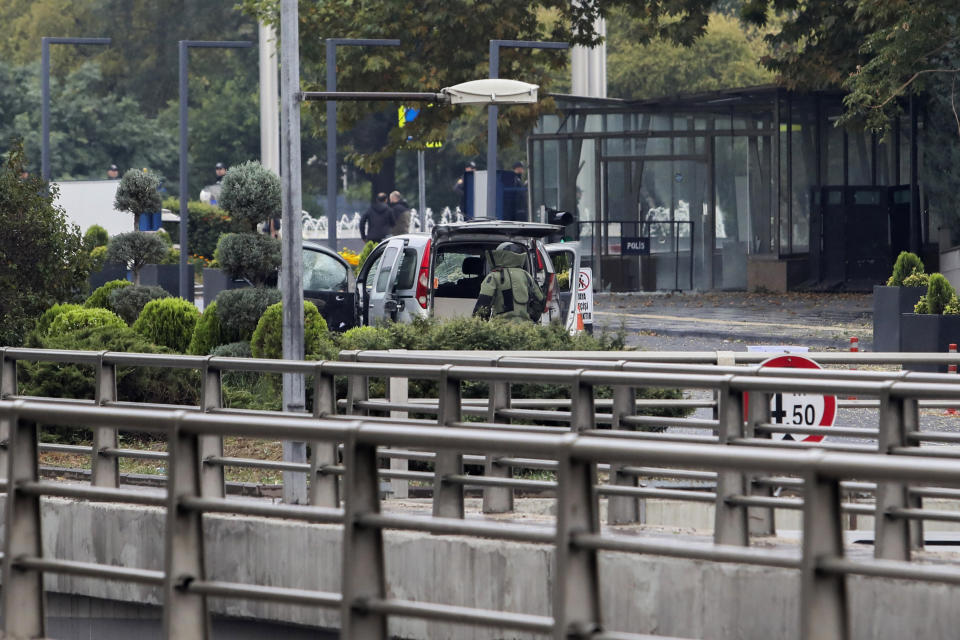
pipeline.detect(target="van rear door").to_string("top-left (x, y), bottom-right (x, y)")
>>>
top-left (546, 241), bottom-right (582, 332)
top-left (366, 237), bottom-right (406, 324)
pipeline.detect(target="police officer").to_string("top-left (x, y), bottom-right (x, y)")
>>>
top-left (472, 242), bottom-right (545, 322)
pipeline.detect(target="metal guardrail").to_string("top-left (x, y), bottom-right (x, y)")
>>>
top-left (2, 399), bottom-right (960, 639)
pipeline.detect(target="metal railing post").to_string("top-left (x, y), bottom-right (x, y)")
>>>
top-left (91, 351), bottom-right (118, 487)
top-left (608, 382), bottom-right (641, 525)
top-left (309, 364), bottom-right (339, 507)
top-left (714, 376), bottom-right (748, 545)
top-left (0, 348), bottom-right (17, 478)
top-left (483, 379), bottom-right (513, 513)
top-left (874, 387), bottom-right (919, 559)
top-left (199, 359), bottom-right (224, 498)
top-left (347, 373), bottom-right (369, 416)
top-left (387, 373), bottom-right (409, 499)
top-left (746, 388), bottom-right (775, 536)
top-left (800, 467), bottom-right (848, 640)
top-left (553, 435), bottom-right (601, 638)
top-left (569, 370), bottom-right (595, 433)
top-left (163, 412), bottom-right (211, 638)
top-left (341, 424), bottom-right (388, 638)
top-left (2, 406), bottom-right (46, 638)
top-left (433, 365), bottom-right (463, 518)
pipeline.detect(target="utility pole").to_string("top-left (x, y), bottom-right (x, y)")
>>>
top-left (279, 0), bottom-right (306, 504)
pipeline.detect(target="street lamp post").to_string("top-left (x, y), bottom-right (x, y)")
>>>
top-left (325, 38), bottom-right (400, 249)
top-left (41, 37), bottom-right (111, 181)
top-left (178, 40), bottom-right (253, 301)
top-left (486, 40), bottom-right (568, 219)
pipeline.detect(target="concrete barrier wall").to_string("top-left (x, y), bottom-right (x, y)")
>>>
top-left (2, 497), bottom-right (960, 639)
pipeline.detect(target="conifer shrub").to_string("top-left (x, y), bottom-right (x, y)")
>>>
top-left (214, 287), bottom-right (281, 343)
top-left (34, 303), bottom-right (85, 335)
top-left (48, 307), bottom-right (126, 335)
top-left (188, 302), bottom-right (223, 355)
top-left (109, 284), bottom-right (169, 325)
top-left (85, 279), bottom-right (132, 309)
top-left (887, 251), bottom-right (925, 286)
top-left (132, 298), bottom-right (200, 352)
top-left (926, 273), bottom-right (956, 315)
top-left (83, 225), bottom-right (109, 250)
top-left (251, 301), bottom-right (331, 359)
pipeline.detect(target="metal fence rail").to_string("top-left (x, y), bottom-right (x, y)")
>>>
top-left (3, 399), bottom-right (960, 639)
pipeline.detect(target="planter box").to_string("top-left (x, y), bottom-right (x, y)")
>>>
top-left (202, 268), bottom-right (249, 305)
top-left (139, 264), bottom-right (194, 301)
top-left (900, 313), bottom-right (960, 372)
top-left (88, 263), bottom-right (130, 291)
top-left (873, 285), bottom-right (925, 352)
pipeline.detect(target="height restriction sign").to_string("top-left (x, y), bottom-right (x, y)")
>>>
top-left (746, 355), bottom-right (836, 443)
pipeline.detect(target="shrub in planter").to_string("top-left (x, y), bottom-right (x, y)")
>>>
top-left (85, 279), bottom-right (132, 309)
top-left (214, 287), bottom-right (281, 344)
top-left (887, 251), bottom-right (925, 286)
top-left (132, 297), bottom-right (200, 352)
top-left (83, 225), bottom-right (109, 251)
top-left (214, 233), bottom-right (281, 285)
top-left (105, 231), bottom-right (167, 284)
top-left (49, 307), bottom-right (126, 335)
top-left (251, 301), bottom-right (331, 359)
top-left (218, 161), bottom-right (281, 232)
top-left (114, 169), bottom-right (162, 230)
top-left (188, 302), bottom-right (223, 355)
top-left (34, 303), bottom-right (84, 336)
top-left (162, 197), bottom-right (242, 260)
top-left (109, 284), bottom-right (169, 325)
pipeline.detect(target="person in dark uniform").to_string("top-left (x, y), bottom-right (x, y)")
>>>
top-left (215, 162), bottom-right (227, 184)
top-left (359, 192), bottom-right (396, 243)
top-left (107, 164), bottom-right (119, 180)
top-left (388, 190), bottom-right (411, 236)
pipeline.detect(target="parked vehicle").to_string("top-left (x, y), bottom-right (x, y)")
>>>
top-left (301, 240), bottom-right (357, 332)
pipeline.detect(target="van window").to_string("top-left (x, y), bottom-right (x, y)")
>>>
top-left (434, 247), bottom-right (486, 299)
top-left (376, 247), bottom-right (398, 292)
top-left (303, 248), bottom-right (349, 291)
top-left (394, 248), bottom-right (418, 290)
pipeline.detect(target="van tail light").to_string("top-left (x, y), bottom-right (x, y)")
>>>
top-left (415, 239), bottom-right (431, 308)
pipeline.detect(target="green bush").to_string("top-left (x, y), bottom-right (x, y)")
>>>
top-left (887, 251), bottom-right (925, 286)
top-left (162, 197), bottom-right (242, 261)
top-left (34, 303), bottom-right (84, 336)
top-left (901, 270), bottom-right (929, 288)
top-left (945, 295), bottom-right (960, 315)
top-left (218, 161), bottom-right (281, 232)
top-left (210, 341), bottom-right (263, 388)
top-left (132, 297), bottom-right (200, 352)
top-left (914, 296), bottom-right (930, 314)
top-left (83, 225), bottom-right (109, 250)
top-left (338, 325), bottom-right (395, 351)
top-left (251, 301), bottom-right (331, 359)
top-left (155, 228), bottom-right (173, 247)
top-left (188, 302), bottom-right (223, 355)
top-left (214, 287), bottom-right (281, 343)
top-left (89, 245), bottom-right (108, 272)
top-left (356, 240), bottom-right (377, 272)
top-left (85, 279), bottom-right (132, 309)
top-left (926, 273), bottom-right (956, 315)
top-left (49, 307), bottom-right (126, 335)
top-left (114, 169), bottom-right (162, 221)
top-left (109, 284), bottom-right (170, 324)
top-left (214, 233), bottom-right (281, 285)
top-left (105, 231), bottom-right (167, 284)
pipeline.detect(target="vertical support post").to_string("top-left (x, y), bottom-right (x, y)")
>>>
top-left (874, 387), bottom-right (917, 559)
top-left (199, 359), bottom-right (224, 499)
top-left (178, 40), bottom-right (191, 295)
top-left (553, 436), bottom-right (601, 639)
top-left (2, 407), bottom-right (45, 638)
top-left (714, 376), bottom-right (748, 546)
top-left (163, 412), bottom-right (210, 639)
top-left (0, 348), bottom-right (17, 479)
top-left (608, 383), bottom-right (640, 525)
top-left (486, 41), bottom-right (500, 218)
top-left (91, 352), bottom-right (119, 488)
top-left (746, 387), bottom-right (776, 536)
top-left (433, 366), bottom-right (463, 518)
top-left (41, 38), bottom-right (51, 181)
top-left (310, 364), bottom-right (339, 507)
top-left (347, 372), bottom-right (369, 416)
top-left (340, 425), bottom-right (388, 639)
top-left (417, 149), bottom-right (427, 230)
top-left (325, 39), bottom-right (338, 250)
top-left (387, 375), bottom-right (409, 498)
top-left (800, 468), bottom-right (848, 640)
top-left (483, 380), bottom-right (513, 513)
top-left (569, 370), bottom-right (595, 433)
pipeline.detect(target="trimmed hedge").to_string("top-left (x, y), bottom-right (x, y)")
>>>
top-left (251, 301), bottom-right (332, 359)
top-left (214, 233), bottom-right (281, 285)
top-left (109, 284), bottom-right (169, 325)
top-left (133, 297), bottom-right (200, 352)
top-left (34, 303), bottom-right (85, 336)
top-left (215, 287), bottom-right (281, 344)
top-left (162, 197), bottom-right (242, 260)
top-left (83, 225), bottom-right (109, 250)
top-left (218, 161), bottom-right (281, 231)
top-left (85, 279), bottom-right (132, 309)
top-left (49, 307), bottom-right (126, 335)
top-left (188, 302), bottom-right (223, 355)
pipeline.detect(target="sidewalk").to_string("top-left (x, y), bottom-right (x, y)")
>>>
top-left (591, 291), bottom-right (873, 351)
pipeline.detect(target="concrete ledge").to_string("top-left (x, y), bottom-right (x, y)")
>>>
top-left (2, 497), bottom-right (960, 639)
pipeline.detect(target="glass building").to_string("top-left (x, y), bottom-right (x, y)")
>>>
top-left (528, 86), bottom-right (927, 292)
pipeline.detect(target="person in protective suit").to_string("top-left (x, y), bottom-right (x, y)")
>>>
top-left (472, 242), bottom-right (546, 322)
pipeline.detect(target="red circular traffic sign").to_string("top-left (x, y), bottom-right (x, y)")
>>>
top-left (745, 355), bottom-right (836, 443)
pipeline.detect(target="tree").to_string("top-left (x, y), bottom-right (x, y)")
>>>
top-left (608, 11), bottom-right (773, 100)
top-left (218, 160), bottom-right (281, 232)
top-left (114, 169), bottom-right (163, 229)
top-left (0, 139), bottom-right (90, 346)
top-left (104, 231), bottom-right (167, 285)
